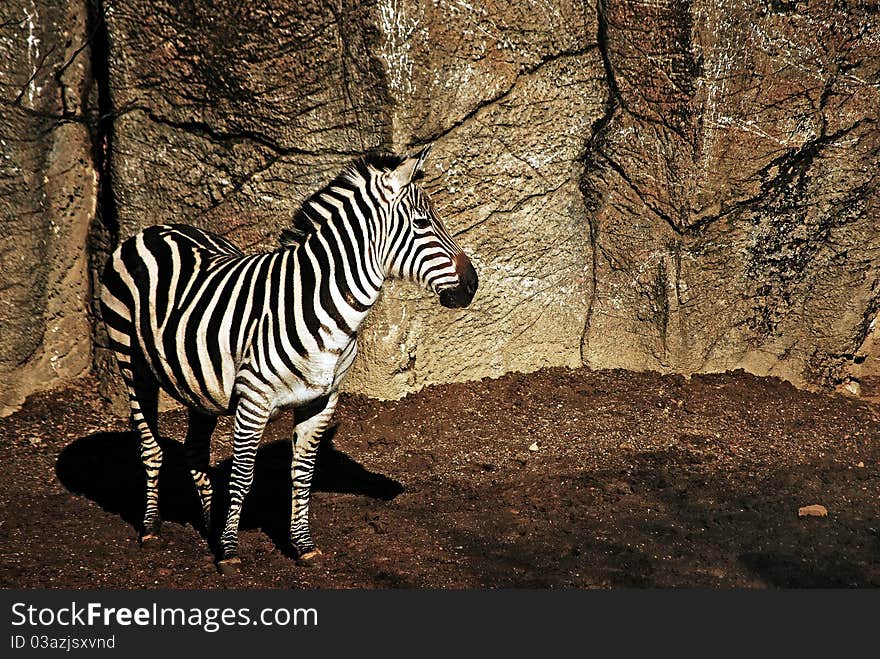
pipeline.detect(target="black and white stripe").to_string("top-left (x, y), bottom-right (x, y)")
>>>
top-left (100, 146), bottom-right (478, 572)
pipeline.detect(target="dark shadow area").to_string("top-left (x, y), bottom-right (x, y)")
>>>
top-left (55, 431), bottom-right (199, 532)
top-left (426, 448), bottom-right (880, 588)
top-left (738, 552), bottom-right (870, 588)
top-left (215, 427), bottom-right (404, 557)
top-left (55, 425), bottom-right (403, 558)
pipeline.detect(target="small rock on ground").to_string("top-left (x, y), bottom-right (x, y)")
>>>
top-left (798, 504), bottom-right (828, 518)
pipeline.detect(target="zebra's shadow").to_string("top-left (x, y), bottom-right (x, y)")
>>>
top-left (55, 426), bottom-right (403, 557)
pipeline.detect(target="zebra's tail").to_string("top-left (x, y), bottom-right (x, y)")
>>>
top-left (99, 247), bottom-right (137, 374)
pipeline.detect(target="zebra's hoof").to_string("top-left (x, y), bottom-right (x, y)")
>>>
top-left (217, 557), bottom-right (241, 576)
top-left (140, 533), bottom-right (162, 548)
top-left (295, 549), bottom-right (323, 568)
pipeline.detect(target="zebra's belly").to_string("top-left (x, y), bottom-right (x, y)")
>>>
top-left (268, 380), bottom-right (331, 418)
top-left (274, 361), bottom-right (338, 410)
top-left (137, 322), bottom-right (357, 417)
top-left (154, 358), bottom-right (235, 415)
top-left (135, 331), bottom-right (235, 414)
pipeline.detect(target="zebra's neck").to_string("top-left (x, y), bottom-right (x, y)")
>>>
top-left (281, 209), bottom-right (386, 352)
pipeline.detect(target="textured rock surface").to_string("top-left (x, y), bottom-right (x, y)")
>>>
top-left (99, 0), bottom-right (606, 401)
top-left (345, 0), bottom-right (603, 394)
top-left (581, 0), bottom-right (880, 390)
top-left (0, 0), bottom-right (96, 416)
top-left (1, 0), bottom-right (878, 415)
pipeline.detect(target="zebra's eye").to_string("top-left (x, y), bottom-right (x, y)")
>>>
top-left (413, 214), bottom-right (431, 229)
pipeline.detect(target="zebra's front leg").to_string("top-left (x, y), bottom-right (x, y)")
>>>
top-left (290, 392), bottom-right (338, 566)
top-left (217, 397), bottom-right (270, 575)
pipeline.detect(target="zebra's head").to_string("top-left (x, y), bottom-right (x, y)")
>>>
top-left (376, 146), bottom-right (478, 309)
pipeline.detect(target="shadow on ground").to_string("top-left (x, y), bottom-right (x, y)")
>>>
top-left (431, 447), bottom-right (880, 588)
top-left (55, 426), bottom-right (403, 558)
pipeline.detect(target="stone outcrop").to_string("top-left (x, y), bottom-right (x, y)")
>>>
top-left (0, 0), bottom-right (96, 416)
top-left (1, 0), bottom-right (878, 415)
top-left (581, 0), bottom-right (880, 393)
top-left (96, 0), bottom-right (604, 402)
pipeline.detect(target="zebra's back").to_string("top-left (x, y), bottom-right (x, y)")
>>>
top-left (100, 224), bottom-right (271, 414)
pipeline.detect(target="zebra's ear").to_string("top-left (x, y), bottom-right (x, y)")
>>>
top-left (384, 144), bottom-right (433, 197)
top-left (412, 143), bottom-right (432, 174)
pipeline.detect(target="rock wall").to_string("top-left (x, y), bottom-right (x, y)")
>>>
top-left (1, 0), bottom-right (878, 415)
top-left (97, 0), bottom-right (604, 402)
top-left (581, 0), bottom-right (880, 393)
top-left (0, 0), bottom-right (96, 416)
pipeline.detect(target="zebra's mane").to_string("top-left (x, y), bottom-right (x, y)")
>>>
top-left (279, 153), bottom-right (410, 248)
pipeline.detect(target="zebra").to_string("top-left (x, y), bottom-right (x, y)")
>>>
top-left (99, 146), bottom-right (478, 574)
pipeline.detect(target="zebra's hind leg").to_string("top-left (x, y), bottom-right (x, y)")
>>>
top-left (290, 393), bottom-right (338, 567)
top-left (216, 396), bottom-right (270, 575)
top-left (184, 410), bottom-right (218, 534)
top-left (121, 361), bottom-right (163, 545)
top-left (101, 287), bottom-right (163, 544)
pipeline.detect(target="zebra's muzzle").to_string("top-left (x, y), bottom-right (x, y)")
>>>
top-left (439, 254), bottom-right (478, 309)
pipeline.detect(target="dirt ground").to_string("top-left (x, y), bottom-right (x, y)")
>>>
top-left (1, 366), bottom-right (879, 588)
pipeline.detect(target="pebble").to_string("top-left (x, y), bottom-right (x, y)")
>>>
top-left (528, 442), bottom-right (539, 452)
top-left (842, 381), bottom-right (861, 396)
top-left (798, 504), bottom-right (828, 518)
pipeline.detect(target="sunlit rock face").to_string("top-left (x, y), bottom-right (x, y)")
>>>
top-left (1, 1), bottom-right (878, 415)
top-left (98, 0), bottom-right (603, 403)
top-left (0, 0), bottom-right (95, 416)
top-left (580, 0), bottom-right (880, 396)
